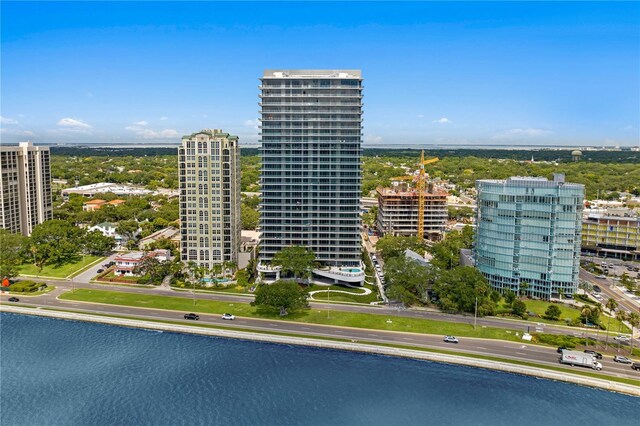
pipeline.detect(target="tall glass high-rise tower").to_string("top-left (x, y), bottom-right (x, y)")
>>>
top-left (475, 174), bottom-right (584, 299)
top-left (259, 70), bottom-right (363, 267)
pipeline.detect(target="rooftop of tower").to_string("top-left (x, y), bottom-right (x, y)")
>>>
top-left (262, 69), bottom-right (362, 79)
top-left (182, 129), bottom-right (238, 141)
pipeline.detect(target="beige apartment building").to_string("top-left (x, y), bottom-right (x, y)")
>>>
top-left (178, 129), bottom-right (241, 270)
top-left (0, 142), bottom-right (52, 235)
top-left (582, 211), bottom-right (639, 260)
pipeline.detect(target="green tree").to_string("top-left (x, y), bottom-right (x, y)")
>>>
top-left (432, 266), bottom-right (494, 315)
top-left (271, 246), bottom-right (316, 280)
top-left (512, 300), bottom-right (527, 318)
top-left (133, 256), bottom-right (173, 284)
top-left (544, 304), bottom-right (562, 321)
top-left (604, 298), bottom-right (618, 349)
top-left (504, 289), bottom-right (516, 305)
top-left (428, 226), bottom-right (473, 270)
top-left (83, 230), bottom-right (116, 255)
top-left (519, 282), bottom-right (530, 298)
top-left (0, 230), bottom-right (25, 279)
top-left (376, 235), bottom-right (426, 261)
top-left (241, 206), bottom-right (260, 230)
top-left (362, 205), bottom-right (378, 228)
top-left (252, 280), bottom-right (309, 316)
top-left (384, 256), bottom-right (433, 305)
top-left (489, 290), bottom-right (501, 304)
top-left (116, 220), bottom-right (139, 242)
top-left (29, 220), bottom-right (85, 266)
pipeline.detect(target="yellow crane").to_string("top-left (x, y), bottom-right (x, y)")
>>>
top-left (390, 150), bottom-right (440, 240)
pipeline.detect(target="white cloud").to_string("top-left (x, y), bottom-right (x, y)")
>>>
top-left (134, 121), bottom-right (149, 126)
top-left (244, 119), bottom-right (259, 129)
top-left (493, 128), bottom-right (552, 140)
top-left (0, 116), bottom-right (19, 125)
top-left (364, 134), bottom-right (383, 144)
top-left (160, 116), bottom-right (168, 121)
top-left (433, 117), bottom-right (452, 124)
top-left (126, 124), bottom-right (179, 139)
top-left (417, 114), bottom-right (424, 118)
top-left (58, 118), bottom-right (92, 129)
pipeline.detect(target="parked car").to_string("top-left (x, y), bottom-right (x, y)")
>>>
top-left (97, 269), bottom-right (104, 274)
top-left (613, 335), bottom-right (630, 342)
top-left (221, 313), bottom-right (235, 320)
top-left (583, 350), bottom-right (603, 359)
top-left (614, 356), bottom-right (633, 364)
top-left (443, 336), bottom-right (459, 344)
top-left (8, 297), bottom-right (19, 302)
top-left (184, 313), bottom-right (199, 320)
top-left (632, 363), bottom-right (640, 371)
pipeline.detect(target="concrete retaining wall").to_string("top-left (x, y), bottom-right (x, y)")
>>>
top-left (2, 306), bottom-right (639, 397)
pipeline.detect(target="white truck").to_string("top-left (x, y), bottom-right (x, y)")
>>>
top-left (559, 350), bottom-right (602, 370)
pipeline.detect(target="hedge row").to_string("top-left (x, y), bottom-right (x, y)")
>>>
top-left (10, 281), bottom-right (47, 293)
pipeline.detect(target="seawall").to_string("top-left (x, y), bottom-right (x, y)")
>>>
top-left (2, 305), bottom-right (639, 397)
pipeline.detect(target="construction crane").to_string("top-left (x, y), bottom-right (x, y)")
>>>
top-left (390, 150), bottom-right (440, 240)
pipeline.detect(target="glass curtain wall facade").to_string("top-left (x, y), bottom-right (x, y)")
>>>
top-left (475, 175), bottom-right (584, 299)
top-left (259, 70), bottom-right (363, 267)
top-left (179, 129), bottom-right (241, 270)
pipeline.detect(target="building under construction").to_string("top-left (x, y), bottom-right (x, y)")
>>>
top-left (375, 182), bottom-right (448, 241)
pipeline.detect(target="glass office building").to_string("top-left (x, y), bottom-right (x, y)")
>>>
top-left (259, 70), bottom-right (363, 267)
top-left (475, 174), bottom-right (584, 299)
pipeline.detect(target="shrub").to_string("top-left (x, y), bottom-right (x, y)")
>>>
top-left (10, 281), bottom-right (46, 293)
top-left (544, 304), bottom-right (562, 321)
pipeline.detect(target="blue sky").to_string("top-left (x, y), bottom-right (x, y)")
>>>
top-left (1, 1), bottom-right (639, 146)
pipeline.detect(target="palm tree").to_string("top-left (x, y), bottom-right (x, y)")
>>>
top-left (604, 298), bottom-right (618, 350)
top-left (615, 310), bottom-right (628, 352)
top-left (628, 312), bottom-right (639, 355)
top-left (580, 306), bottom-right (592, 325)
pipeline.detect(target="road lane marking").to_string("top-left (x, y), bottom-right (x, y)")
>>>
top-left (476, 347), bottom-right (488, 350)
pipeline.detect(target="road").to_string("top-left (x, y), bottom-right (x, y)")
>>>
top-left (15, 277), bottom-right (618, 341)
top-left (579, 269), bottom-right (640, 315)
top-left (2, 285), bottom-right (638, 382)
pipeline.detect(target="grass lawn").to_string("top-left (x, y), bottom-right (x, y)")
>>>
top-left (20, 256), bottom-right (102, 279)
top-left (60, 289), bottom-right (525, 342)
top-left (516, 299), bottom-right (630, 333)
top-left (173, 284), bottom-right (251, 295)
top-left (306, 283), bottom-right (381, 304)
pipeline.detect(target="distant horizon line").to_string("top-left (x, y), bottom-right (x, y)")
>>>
top-left (32, 142), bottom-right (640, 151)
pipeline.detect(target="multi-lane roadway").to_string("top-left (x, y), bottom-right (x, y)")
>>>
top-left (1, 282), bottom-right (638, 382)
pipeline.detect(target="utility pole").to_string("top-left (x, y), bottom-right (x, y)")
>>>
top-left (474, 296), bottom-right (478, 331)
